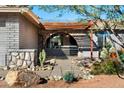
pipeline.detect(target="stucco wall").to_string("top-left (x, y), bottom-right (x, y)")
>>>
top-left (19, 15), bottom-right (38, 49)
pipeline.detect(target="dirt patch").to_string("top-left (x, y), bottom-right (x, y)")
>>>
top-left (33, 75), bottom-right (124, 88)
top-left (0, 80), bottom-right (8, 88)
top-left (1, 75), bottom-right (124, 88)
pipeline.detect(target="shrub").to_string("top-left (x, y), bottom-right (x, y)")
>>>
top-left (63, 71), bottom-right (75, 83)
top-left (103, 61), bottom-right (116, 74)
top-left (105, 41), bottom-right (112, 51)
top-left (120, 54), bottom-right (124, 62)
top-left (91, 61), bottom-right (116, 75)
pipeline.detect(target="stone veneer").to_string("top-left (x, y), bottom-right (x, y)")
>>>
top-left (7, 49), bottom-right (37, 69)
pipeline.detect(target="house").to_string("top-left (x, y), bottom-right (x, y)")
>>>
top-left (0, 7), bottom-right (42, 67)
top-left (0, 7), bottom-right (123, 68)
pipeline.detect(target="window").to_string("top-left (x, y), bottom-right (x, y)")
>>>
top-left (82, 34), bottom-right (98, 50)
top-left (83, 35), bottom-right (91, 48)
top-left (0, 19), bottom-right (6, 27)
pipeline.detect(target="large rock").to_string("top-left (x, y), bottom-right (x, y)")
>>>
top-left (5, 70), bottom-right (41, 87)
top-left (3, 66), bottom-right (9, 70)
top-left (9, 61), bottom-right (16, 69)
top-left (25, 52), bottom-right (31, 61)
top-left (50, 59), bottom-right (56, 64)
top-left (77, 51), bottom-right (83, 58)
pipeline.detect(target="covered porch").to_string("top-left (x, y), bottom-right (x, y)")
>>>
top-left (40, 21), bottom-right (100, 58)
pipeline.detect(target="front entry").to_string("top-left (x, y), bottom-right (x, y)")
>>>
top-left (45, 32), bottom-right (78, 56)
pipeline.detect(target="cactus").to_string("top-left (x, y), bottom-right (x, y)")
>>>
top-left (39, 49), bottom-right (46, 67)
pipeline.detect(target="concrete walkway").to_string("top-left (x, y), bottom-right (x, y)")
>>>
top-left (37, 56), bottom-right (82, 78)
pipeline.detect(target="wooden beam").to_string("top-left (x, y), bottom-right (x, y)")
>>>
top-left (90, 30), bottom-right (93, 59)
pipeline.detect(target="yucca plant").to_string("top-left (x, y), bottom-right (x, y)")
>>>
top-left (39, 49), bottom-right (46, 67)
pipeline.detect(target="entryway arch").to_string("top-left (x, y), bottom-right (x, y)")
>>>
top-left (45, 32), bottom-right (78, 56)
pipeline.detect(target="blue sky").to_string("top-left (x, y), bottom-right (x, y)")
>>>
top-left (32, 6), bottom-right (82, 22)
top-left (32, 5), bottom-right (124, 22)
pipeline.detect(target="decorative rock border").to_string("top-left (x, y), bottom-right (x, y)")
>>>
top-left (7, 49), bottom-right (37, 69)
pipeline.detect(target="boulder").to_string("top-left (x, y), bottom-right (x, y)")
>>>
top-left (49, 76), bottom-right (54, 81)
top-left (50, 59), bottom-right (56, 64)
top-left (95, 58), bottom-right (102, 63)
top-left (5, 70), bottom-right (41, 87)
top-left (0, 76), bottom-right (5, 80)
top-left (31, 66), bottom-right (35, 71)
top-left (77, 51), bottom-right (83, 58)
top-left (3, 66), bottom-right (9, 70)
top-left (46, 66), bottom-right (53, 70)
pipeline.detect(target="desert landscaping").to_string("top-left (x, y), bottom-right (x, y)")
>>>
top-left (0, 57), bottom-right (124, 88)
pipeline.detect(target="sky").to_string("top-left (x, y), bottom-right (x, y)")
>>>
top-left (32, 6), bottom-right (82, 22)
top-left (32, 5), bottom-right (124, 22)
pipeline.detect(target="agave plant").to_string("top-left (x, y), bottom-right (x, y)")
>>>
top-left (63, 71), bottom-right (75, 83)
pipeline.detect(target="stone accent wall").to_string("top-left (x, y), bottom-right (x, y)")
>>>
top-left (7, 49), bottom-right (37, 69)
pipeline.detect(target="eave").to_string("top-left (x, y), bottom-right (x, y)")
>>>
top-left (42, 22), bottom-right (92, 30)
top-left (0, 7), bottom-right (44, 28)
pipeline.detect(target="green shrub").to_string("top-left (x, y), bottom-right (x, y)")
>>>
top-left (119, 54), bottom-right (124, 62)
top-left (105, 41), bottom-right (112, 51)
top-left (63, 71), bottom-right (75, 83)
top-left (91, 61), bottom-right (116, 75)
top-left (103, 61), bottom-right (116, 74)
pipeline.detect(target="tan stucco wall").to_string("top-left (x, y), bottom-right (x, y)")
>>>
top-left (19, 15), bottom-right (38, 49)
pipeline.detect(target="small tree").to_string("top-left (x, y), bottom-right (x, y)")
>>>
top-left (39, 49), bottom-right (46, 67)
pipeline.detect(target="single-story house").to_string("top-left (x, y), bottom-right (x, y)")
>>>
top-left (0, 7), bottom-right (123, 68)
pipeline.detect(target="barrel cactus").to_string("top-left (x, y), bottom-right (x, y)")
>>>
top-left (39, 49), bottom-right (46, 67)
